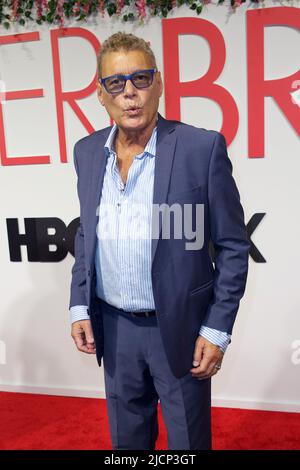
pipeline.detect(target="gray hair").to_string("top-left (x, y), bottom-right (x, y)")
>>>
top-left (97, 31), bottom-right (157, 78)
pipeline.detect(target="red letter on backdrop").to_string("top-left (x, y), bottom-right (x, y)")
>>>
top-left (0, 32), bottom-right (49, 166)
top-left (51, 28), bottom-right (100, 163)
top-left (162, 18), bottom-right (239, 146)
top-left (247, 7), bottom-right (300, 158)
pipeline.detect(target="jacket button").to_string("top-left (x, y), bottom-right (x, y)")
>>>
top-left (88, 270), bottom-right (91, 277)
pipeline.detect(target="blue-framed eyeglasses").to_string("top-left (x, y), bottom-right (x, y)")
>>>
top-left (99, 68), bottom-right (157, 94)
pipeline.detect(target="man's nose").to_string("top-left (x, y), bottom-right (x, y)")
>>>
top-left (123, 78), bottom-right (137, 96)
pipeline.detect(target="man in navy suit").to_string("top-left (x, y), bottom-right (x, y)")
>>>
top-left (69, 32), bottom-right (250, 450)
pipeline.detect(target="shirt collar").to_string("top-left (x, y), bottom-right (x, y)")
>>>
top-left (104, 124), bottom-right (118, 156)
top-left (104, 123), bottom-right (157, 159)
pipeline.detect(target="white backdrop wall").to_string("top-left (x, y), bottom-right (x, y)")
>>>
top-left (0, 1), bottom-right (300, 412)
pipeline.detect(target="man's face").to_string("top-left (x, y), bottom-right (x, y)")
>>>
top-left (97, 49), bottom-right (163, 132)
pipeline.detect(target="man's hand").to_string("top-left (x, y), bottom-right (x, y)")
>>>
top-left (71, 320), bottom-right (96, 355)
top-left (190, 335), bottom-right (224, 379)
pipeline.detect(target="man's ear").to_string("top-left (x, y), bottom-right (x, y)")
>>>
top-left (157, 71), bottom-right (164, 98)
top-left (97, 82), bottom-right (105, 106)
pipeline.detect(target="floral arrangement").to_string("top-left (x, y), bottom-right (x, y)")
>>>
top-left (0, 0), bottom-right (296, 29)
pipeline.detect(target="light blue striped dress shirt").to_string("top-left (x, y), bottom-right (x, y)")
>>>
top-left (70, 124), bottom-right (231, 353)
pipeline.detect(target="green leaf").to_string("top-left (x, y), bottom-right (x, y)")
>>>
top-left (76, 13), bottom-right (87, 21)
top-left (108, 2), bottom-right (117, 14)
top-left (48, 0), bottom-right (56, 10)
top-left (46, 13), bottom-right (54, 21)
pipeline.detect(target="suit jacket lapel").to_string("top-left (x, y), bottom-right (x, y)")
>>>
top-left (151, 113), bottom-right (177, 267)
top-left (87, 127), bottom-right (112, 269)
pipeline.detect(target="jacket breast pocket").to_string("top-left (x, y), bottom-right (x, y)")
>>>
top-left (188, 279), bottom-right (214, 324)
top-left (189, 279), bottom-right (214, 297)
top-left (167, 185), bottom-right (203, 205)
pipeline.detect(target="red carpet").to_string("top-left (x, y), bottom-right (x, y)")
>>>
top-left (0, 392), bottom-right (299, 450)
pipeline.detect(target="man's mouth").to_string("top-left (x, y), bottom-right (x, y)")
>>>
top-left (125, 106), bottom-right (139, 110)
top-left (125, 107), bottom-right (142, 116)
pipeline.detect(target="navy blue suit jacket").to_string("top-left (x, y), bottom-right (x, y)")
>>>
top-left (69, 113), bottom-right (250, 378)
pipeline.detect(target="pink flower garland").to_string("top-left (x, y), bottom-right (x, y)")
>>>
top-left (98, 0), bottom-right (106, 17)
top-left (116, 0), bottom-right (125, 16)
top-left (12, 0), bottom-right (19, 20)
top-left (1, 0), bottom-right (278, 29)
top-left (72, 0), bottom-right (82, 16)
top-left (57, 0), bottom-right (65, 27)
top-left (36, 0), bottom-right (43, 20)
top-left (83, 1), bottom-right (90, 16)
top-left (135, 0), bottom-right (147, 19)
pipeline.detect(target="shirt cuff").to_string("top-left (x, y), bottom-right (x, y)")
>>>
top-left (199, 326), bottom-right (231, 353)
top-left (69, 305), bottom-right (89, 324)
